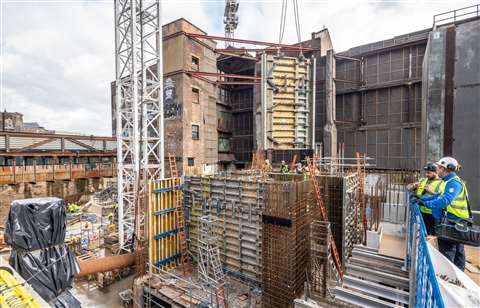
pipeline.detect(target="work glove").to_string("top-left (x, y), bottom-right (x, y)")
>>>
top-left (409, 194), bottom-right (419, 204)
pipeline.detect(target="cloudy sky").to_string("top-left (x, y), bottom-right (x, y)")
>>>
top-left (0, 0), bottom-right (477, 135)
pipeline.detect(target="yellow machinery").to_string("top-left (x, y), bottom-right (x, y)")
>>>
top-left (0, 267), bottom-right (39, 308)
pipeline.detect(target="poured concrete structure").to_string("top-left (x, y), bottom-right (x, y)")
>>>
top-left (423, 17), bottom-right (480, 211)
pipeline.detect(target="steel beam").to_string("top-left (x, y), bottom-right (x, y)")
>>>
top-left (186, 71), bottom-right (260, 80)
top-left (335, 286), bottom-right (403, 308)
top-left (346, 264), bottom-right (410, 289)
top-left (186, 32), bottom-right (314, 50)
top-left (343, 275), bottom-right (409, 304)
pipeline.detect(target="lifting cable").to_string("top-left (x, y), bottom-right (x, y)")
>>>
top-left (293, 0), bottom-right (301, 43)
top-left (278, 0), bottom-right (302, 44)
top-left (278, 0), bottom-right (288, 44)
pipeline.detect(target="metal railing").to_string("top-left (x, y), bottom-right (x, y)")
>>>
top-left (433, 4), bottom-right (480, 26)
top-left (406, 195), bottom-right (445, 308)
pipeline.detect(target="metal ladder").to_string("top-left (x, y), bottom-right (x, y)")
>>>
top-left (168, 153), bottom-right (178, 178)
top-left (306, 156), bottom-right (344, 280)
top-left (198, 216), bottom-right (228, 307)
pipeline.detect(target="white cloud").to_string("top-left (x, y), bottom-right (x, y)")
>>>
top-left (1, 0), bottom-right (478, 135)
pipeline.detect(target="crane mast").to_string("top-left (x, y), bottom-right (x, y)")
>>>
top-left (223, 0), bottom-right (239, 46)
top-left (114, 0), bottom-right (165, 252)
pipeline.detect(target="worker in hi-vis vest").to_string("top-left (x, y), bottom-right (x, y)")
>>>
top-left (411, 162), bottom-right (442, 235)
top-left (420, 156), bottom-right (471, 271)
top-left (280, 160), bottom-right (289, 174)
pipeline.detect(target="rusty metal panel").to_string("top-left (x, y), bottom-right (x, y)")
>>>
top-left (261, 54), bottom-right (315, 150)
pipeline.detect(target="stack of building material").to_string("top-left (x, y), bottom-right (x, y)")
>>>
top-left (4, 197), bottom-right (80, 307)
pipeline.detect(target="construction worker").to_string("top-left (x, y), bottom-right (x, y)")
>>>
top-left (295, 162), bottom-right (303, 174)
top-left (420, 157), bottom-right (471, 271)
top-left (264, 159), bottom-right (272, 172)
top-left (410, 162), bottom-right (442, 235)
top-left (280, 160), bottom-right (289, 174)
top-left (303, 165), bottom-right (310, 180)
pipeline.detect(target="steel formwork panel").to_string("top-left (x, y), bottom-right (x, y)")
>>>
top-left (315, 35), bottom-right (427, 170)
top-left (260, 54), bottom-right (316, 150)
top-left (184, 176), bottom-right (263, 285)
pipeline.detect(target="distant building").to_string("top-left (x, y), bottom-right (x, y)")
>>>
top-left (0, 110), bottom-right (116, 167)
top-left (22, 122), bottom-right (50, 134)
top-left (0, 111), bottom-right (50, 133)
top-left (0, 111), bottom-right (24, 131)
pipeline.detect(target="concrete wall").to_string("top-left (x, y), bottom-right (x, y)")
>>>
top-left (162, 19), bottom-right (218, 176)
top-left (453, 19), bottom-right (480, 211)
top-left (422, 28), bottom-right (447, 163)
top-left (423, 18), bottom-right (480, 211)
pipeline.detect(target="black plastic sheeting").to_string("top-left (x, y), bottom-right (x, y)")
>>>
top-left (5, 197), bottom-right (66, 251)
top-left (52, 290), bottom-right (82, 308)
top-left (9, 246), bottom-right (80, 303)
top-left (4, 197), bottom-right (80, 307)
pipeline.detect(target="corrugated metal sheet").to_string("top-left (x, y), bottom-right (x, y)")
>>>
top-left (105, 141), bottom-right (116, 151)
top-left (0, 135), bottom-right (116, 153)
top-left (9, 137), bottom-right (49, 149)
top-left (35, 139), bottom-right (62, 150)
top-left (63, 139), bottom-right (88, 151)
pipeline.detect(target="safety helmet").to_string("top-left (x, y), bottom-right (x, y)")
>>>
top-left (435, 156), bottom-right (459, 171)
top-left (423, 162), bottom-right (437, 172)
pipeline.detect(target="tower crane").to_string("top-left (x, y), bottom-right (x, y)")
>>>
top-left (224, 0), bottom-right (239, 47)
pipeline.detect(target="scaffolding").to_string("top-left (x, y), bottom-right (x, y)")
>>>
top-left (198, 215), bottom-right (227, 307)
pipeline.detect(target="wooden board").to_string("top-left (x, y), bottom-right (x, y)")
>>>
top-left (378, 234), bottom-right (406, 259)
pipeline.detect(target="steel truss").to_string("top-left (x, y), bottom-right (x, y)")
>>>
top-left (114, 0), bottom-right (164, 251)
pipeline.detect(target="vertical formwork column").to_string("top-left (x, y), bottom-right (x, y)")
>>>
top-left (324, 49), bottom-right (337, 159)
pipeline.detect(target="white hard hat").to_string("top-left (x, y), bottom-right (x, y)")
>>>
top-left (435, 157), bottom-right (459, 170)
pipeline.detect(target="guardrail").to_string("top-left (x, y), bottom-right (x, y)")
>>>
top-left (406, 195), bottom-right (445, 308)
top-left (433, 4), bottom-right (480, 26)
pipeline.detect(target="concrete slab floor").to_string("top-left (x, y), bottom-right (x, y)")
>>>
top-left (71, 275), bottom-right (134, 308)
